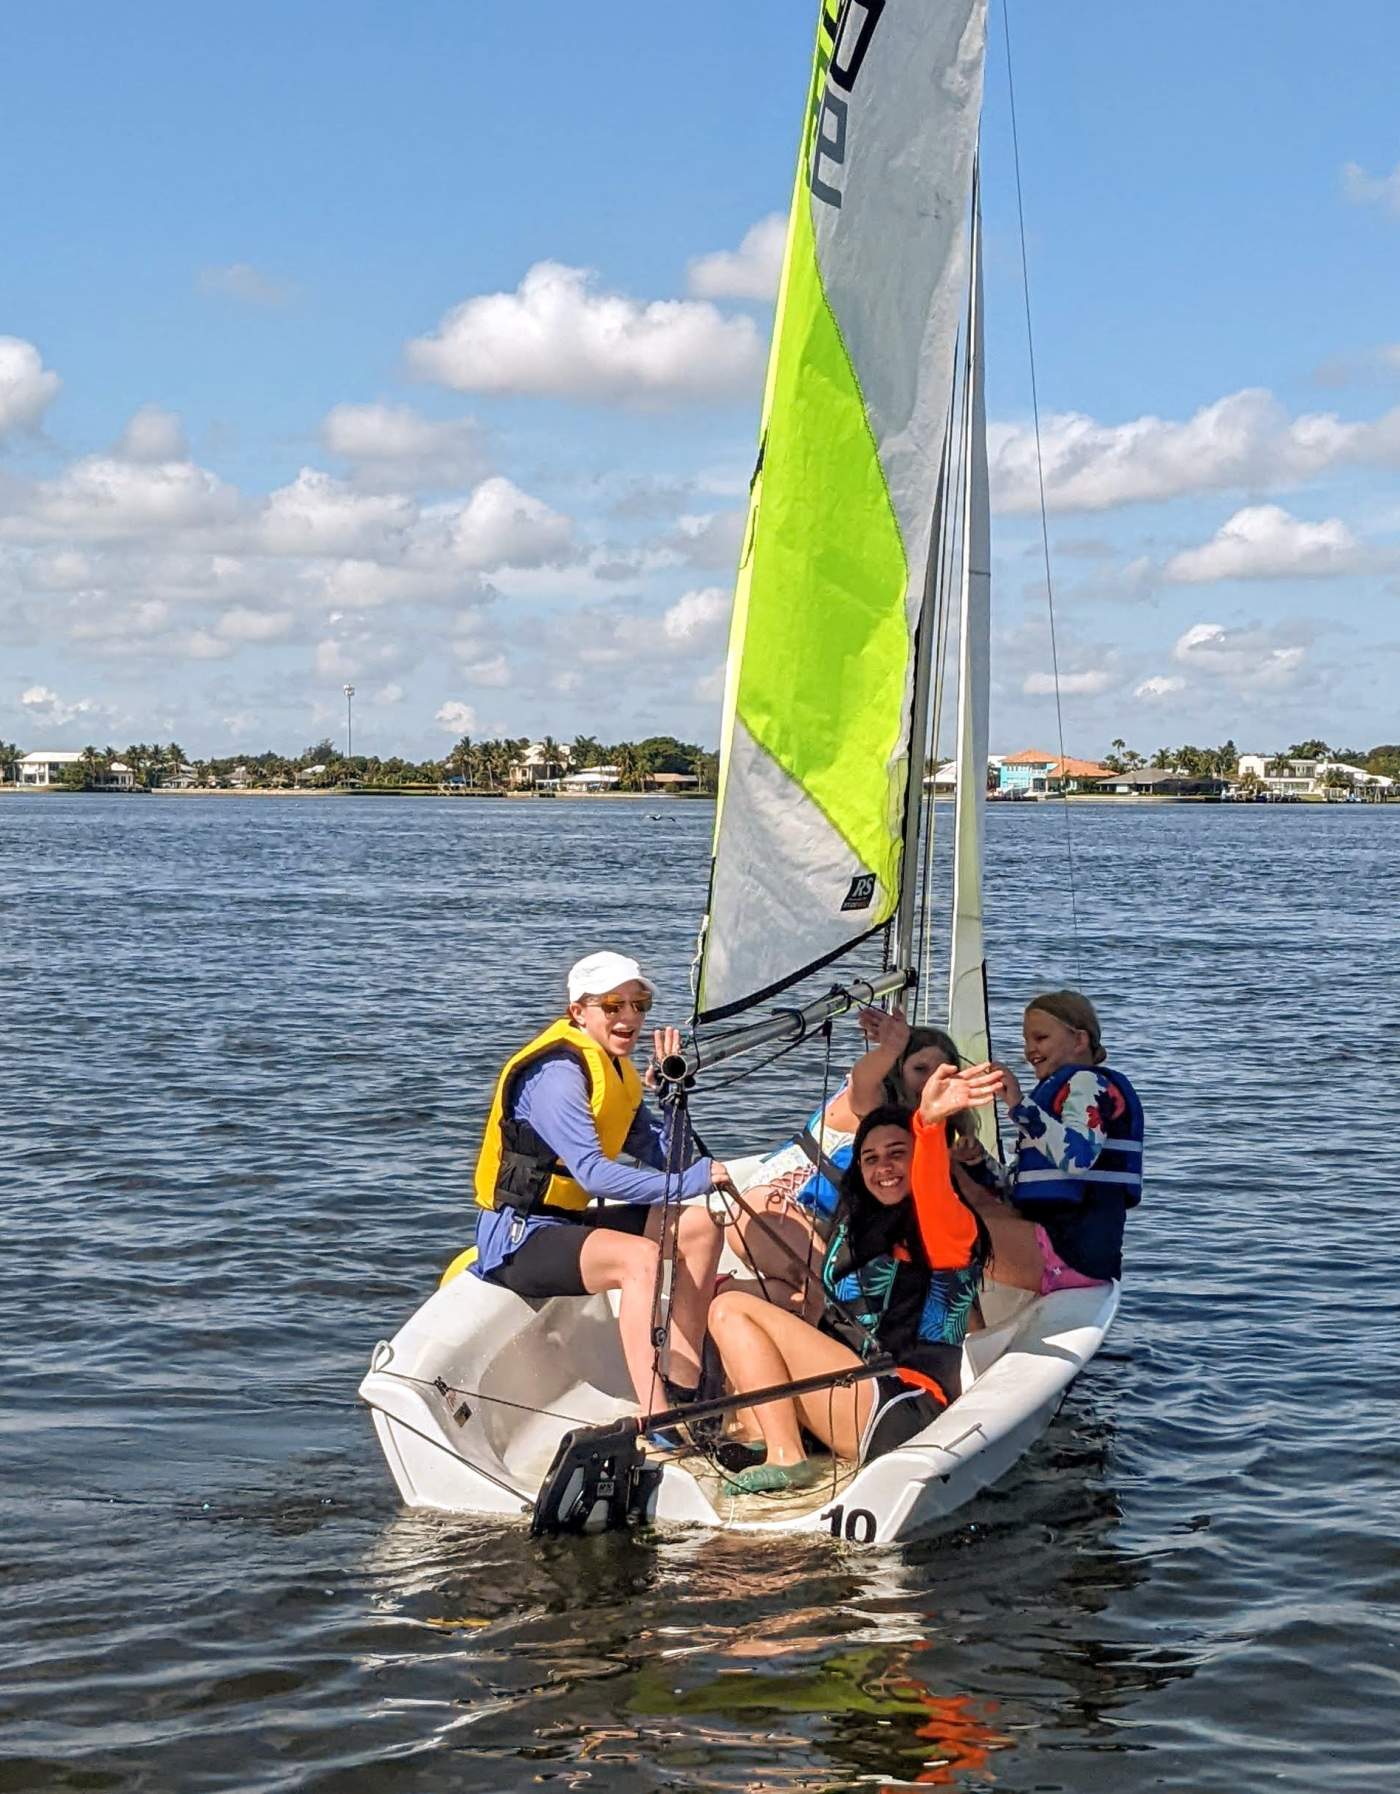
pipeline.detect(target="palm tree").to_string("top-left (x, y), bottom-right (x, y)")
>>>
top-left (615, 743), bottom-right (645, 792)
top-left (0, 740), bottom-right (19, 784)
top-left (448, 734), bottom-right (476, 788)
top-left (571, 734), bottom-right (601, 770)
top-left (538, 735), bottom-right (564, 781)
top-left (1149, 747), bottom-right (1174, 770)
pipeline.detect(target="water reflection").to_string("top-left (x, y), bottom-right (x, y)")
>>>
top-left (347, 1397), bottom-right (1194, 1790)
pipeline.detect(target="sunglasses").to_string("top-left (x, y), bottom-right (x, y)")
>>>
top-left (588, 995), bottom-right (654, 1017)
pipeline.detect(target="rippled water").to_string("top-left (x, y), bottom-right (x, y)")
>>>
top-left (4, 794), bottom-right (1398, 1792)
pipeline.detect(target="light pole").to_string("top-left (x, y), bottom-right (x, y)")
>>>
top-left (343, 684), bottom-right (355, 766)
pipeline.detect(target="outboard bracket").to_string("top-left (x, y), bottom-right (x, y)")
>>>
top-left (529, 1420), bottom-right (657, 1537)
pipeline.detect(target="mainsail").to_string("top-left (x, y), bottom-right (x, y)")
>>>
top-left (696, 0), bottom-right (989, 1024)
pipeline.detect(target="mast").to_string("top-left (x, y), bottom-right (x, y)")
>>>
top-left (947, 160), bottom-right (993, 1123)
top-left (891, 415), bottom-right (955, 983)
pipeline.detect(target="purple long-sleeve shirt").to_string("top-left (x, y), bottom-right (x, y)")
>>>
top-left (473, 1050), bottom-right (711, 1278)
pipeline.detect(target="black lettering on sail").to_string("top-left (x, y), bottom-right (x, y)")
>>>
top-left (829, 0), bottom-right (886, 94)
top-left (810, 89), bottom-right (848, 209)
top-left (841, 874), bottom-right (876, 912)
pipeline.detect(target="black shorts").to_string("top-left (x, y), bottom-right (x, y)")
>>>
top-left (861, 1375), bottom-right (948, 1462)
top-left (489, 1206), bottom-right (651, 1299)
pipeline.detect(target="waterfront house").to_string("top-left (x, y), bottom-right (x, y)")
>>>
top-left (1103, 768), bottom-right (1227, 797)
top-left (645, 771), bottom-right (699, 792)
top-left (510, 742), bottom-right (572, 788)
top-left (926, 755), bottom-right (1005, 793)
top-left (559, 765), bottom-right (621, 792)
top-left (997, 749), bottom-right (1110, 796)
top-left (18, 751), bottom-right (134, 790)
top-left (1236, 753), bottom-right (1393, 800)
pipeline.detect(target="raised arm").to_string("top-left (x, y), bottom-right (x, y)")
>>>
top-left (845, 1006), bottom-right (911, 1120)
top-left (910, 1062), bottom-right (1002, 1268)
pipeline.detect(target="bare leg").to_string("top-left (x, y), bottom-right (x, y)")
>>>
top-left (577, 1228), bottom-right (667, 1411)
top-left (724, 1187), bottom-right (825, 1319)
top-left (962, 1188), bottom-right (1044, 1291)
top-left (646, 1203), bottom-right (723, 1388)
top-left (709, 1290), bottom-right (872, 1466)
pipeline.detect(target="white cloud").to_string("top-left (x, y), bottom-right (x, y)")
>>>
top-left (405, 261), bottom-right (764, 406)
top-left (687, 213), bottom-right (786, 301)
top-left (1134, 674), bottom-right (1186, 700)
top-left (1172, 621), bottom-right (1307, 690)
top-left (321, 402), bottom-right (486, 488)
top-left (259, 469), bottom-right (416, 559)
top-left (1163, 505), bottom-right (1363, 583)
top-left (216, 606), bottom-right (293, 643)
top-left (67, 599), bottom-right (173, 645)
top-left (0, 337), bottom-right (61, 439)
top-left (1342, 161), bottom-right (1400, 214)
top-left (691, 663), bottom-right (726, 704)
top-left (10, 455), bottom-right (240, 541)
top-left (666, 509), bottom-right (745, 570)
top-left (989, 387), bottom-right (1400, 514)
top-left (436, 476), bottom-right (574, 570)
top-left (373, 681), bottom-right (405, 705)
top-left (453, 650), bottom-right (510, 687)
top-left (115, 406), bottom-right (188, 463)
top-left (313, 632), bottom-right (404, 681)
top-left (662, 585), bottom-right (729, 646)
top-left (435, 699), bottom-right (478, 733)
top-left (19, 683), bottom-right (110, 729)
top-left (196, 262), bottom-right (295, 306)
top-left (1022, 667), bottom-right (1113, 696)
top-left (184, 629), bottom-right (232, 660)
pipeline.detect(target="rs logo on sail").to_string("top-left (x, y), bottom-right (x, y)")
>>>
top-left (810, 0), bottom-right (886, 209)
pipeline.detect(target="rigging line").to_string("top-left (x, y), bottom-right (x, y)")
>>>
top-left (648, 1087), bottom-right (693, 1401)
top-left (1001, 0), bottom-right (1083, 978)
top-left (916, 376), bottom-right (963, 1022)
top-left (923, 360), bottom-right (967, 1021)
top-left (373, 1367), bottom-right (591, 1430)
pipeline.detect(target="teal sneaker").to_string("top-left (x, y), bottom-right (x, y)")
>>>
top-left (721, 1457), bottom-right (823, 1496)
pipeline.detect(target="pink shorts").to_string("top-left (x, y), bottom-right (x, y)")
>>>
top-left (1035, 1226), bottom-right (1110, 1296)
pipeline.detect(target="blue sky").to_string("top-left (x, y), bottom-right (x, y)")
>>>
top-left (3, 0), bottom-right (1399, 761)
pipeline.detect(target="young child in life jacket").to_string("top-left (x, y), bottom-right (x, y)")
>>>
top-left (965, 990), bottom-right (1144, 1293)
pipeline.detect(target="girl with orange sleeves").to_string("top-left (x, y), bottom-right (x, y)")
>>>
top-left (706, 1060), bottom-right (1003, 1495)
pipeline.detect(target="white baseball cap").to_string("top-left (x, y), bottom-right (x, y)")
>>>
top-left (567, 951), bottom-right (655, 1005)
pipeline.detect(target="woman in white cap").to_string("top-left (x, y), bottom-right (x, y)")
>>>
top-left (471, 950), bottom-right (730, 1425)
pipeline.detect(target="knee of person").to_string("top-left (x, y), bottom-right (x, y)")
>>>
top-left (619, 1235), bottom-right (661, 1284)
top-left (708, 1290), bottom-right (741, 1336)
top-left (678, 1206), bottom-right (722, 1253)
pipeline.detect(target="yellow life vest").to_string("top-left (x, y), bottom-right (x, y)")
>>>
top-left (473, 1017), bottom-right (644, 1214)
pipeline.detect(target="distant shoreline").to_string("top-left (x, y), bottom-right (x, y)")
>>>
top-left (0, 784), bottom-right (715, 801)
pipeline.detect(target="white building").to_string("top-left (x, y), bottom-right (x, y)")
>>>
top-left (511, 742), bottom-right (573, 788)
top-left (559, 765), bottom-right (620, 792)
top-left (1236, 754), bottom-right (1392, 799)
top-left (18, 751), bottom-right (134, 790)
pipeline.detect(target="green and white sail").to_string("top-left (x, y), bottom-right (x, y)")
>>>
top-left (696, 0), bottom-right (988, 1023)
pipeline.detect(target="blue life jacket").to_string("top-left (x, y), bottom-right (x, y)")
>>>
top-left (1011, 1065), bottom-right (1144, 1281)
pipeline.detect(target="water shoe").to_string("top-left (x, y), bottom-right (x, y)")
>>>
top-left (721, 1457), bottom-right (823, 1496)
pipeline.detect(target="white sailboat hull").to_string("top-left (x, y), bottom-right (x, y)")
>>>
top-left (358, 1242), bottom-right (1118, 1545)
